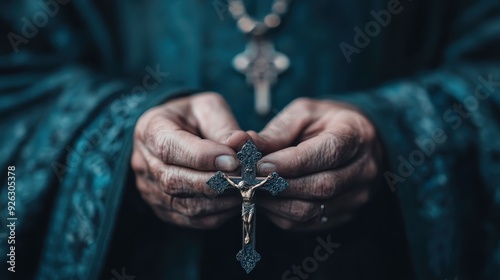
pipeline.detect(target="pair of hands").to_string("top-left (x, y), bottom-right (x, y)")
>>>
top-left (131, 92), bottom-right (382, 231)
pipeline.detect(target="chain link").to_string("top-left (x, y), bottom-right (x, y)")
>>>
top-left (228, 0), bottom-right (291, 36)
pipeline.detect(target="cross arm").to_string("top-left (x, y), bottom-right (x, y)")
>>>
top-left (206, 171), bottom-right (237, 194)
top-left (260, 172), bottom-right (288, 195)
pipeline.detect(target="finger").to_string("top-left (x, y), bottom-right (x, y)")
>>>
top-left (169, 195), bottom-right (241, 218)
top-left (152, 205), bottom-right (239, 229)
top-left (259, 186), bottom-right (369, 231)
top-left (137, 174), bottom-right (240, 221)
top-left (257, 125), bottom-right (363, 177)
top-left (273, 154), bottom-right (377, 200)
top-left (259, 199), bottom-right (317, 223)
top-left (141, 113), bottom-right (239, 171)
top-left (191, 93), bottom-right (251, 150)
top-left (260, 184), bottom-right (369, 221)
top-left (257, 98), bottom-right (316, 153)
top-left (261, 208), bottom-right (351, 231)
top-left (141, 145), bottom-right (233, 196)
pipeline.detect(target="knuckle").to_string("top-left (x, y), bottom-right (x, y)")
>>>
top-left (287, 201), bottom-right (316, 222)
top-left (130, 151), bottom-right (144, 174)
top-left (150, 160), bottom-right (164, 183)
top-left (143, 114), bottom-right (174, 160)
top-left (178, 198), bottom-right (202, 217)
top-left (312, 175), bottom-right (337, 199)
top-left (133, 122), bottom-right (143, 142)
top-left (325, 131), bottom-right (358, 165)
top-left (320, 134), bottom-right (340, 167)
top-left (152, 130), bottom-right (170, 161)
top-left (192, 200), bottom-right (208, 217)
top-left (364, 123), bottom-right (377, 143)
top-left (134, 108), bottom-right (157, 140)
top-left (160, 167), bottom-right (183, 195)
top-left (173, 197), bottom-right (187, 214)
top-left (363, 159), bottom-right (379, 180)
top-left (137, 107), bottom-right (166, 141)
top-left (324, 131), bottom-right (339, 149)
top-left (333, 132), bottom-right (350, 152)
top-left (347, 128), bottom-right (362, 150)
top-left (185, 145), bottom-right (204, 169)
top-left (135, 179), bottom-right (150, 197)
top-left (300, 203), bottom-right (316, 222)
top-left (142, 121), bottom-right (155, 146)
top-left (355, 114), bottom-right (376, 143)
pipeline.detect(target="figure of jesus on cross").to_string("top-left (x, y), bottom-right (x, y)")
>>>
top-left (206, 140), bottom-right (288, 273)
top-left (220, 173), bottom-right (273, 244)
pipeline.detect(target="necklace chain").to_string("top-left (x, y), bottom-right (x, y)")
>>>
top-left (227, 0), bottom-right (291, 36)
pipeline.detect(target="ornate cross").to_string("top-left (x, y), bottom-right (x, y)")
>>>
top-left (206, 140), bottom-right (288, 273)
top-left (233, 39), bottom-right (290, 116)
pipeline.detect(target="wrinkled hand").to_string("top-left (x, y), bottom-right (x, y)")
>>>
top-left (132, 93), bottom-right (250, 228)
top-left (250, 98), bottom-right (383, 231)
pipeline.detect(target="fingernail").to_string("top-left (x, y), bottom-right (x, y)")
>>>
top-left (215, 155), bottom-right (238, 171)
top-left (258, 163), bottom-right (277, 174)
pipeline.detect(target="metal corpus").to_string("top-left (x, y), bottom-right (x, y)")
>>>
top-left (206, 140), bottom-right (288, 273)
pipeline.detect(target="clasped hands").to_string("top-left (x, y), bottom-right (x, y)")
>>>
top-left (132, 92), bottom-right (382, 231)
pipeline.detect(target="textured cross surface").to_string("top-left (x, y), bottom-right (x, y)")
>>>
top-left (233, 39), bottom-right (290, 116)
top-left (206, 140), bottom-right (288, 273)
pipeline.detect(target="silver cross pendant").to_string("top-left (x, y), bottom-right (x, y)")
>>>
top-left (233, 39), bottom-right (290, 116)
top-left (206, 140), bottom-right (288, 273)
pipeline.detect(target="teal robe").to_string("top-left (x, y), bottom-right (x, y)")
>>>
top-left (1, 0), bottom-right (499, 279)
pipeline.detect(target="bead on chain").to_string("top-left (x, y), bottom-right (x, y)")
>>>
top-left (228, 0), bottom-right (291, 36)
